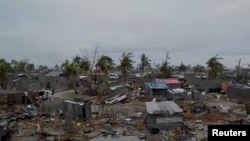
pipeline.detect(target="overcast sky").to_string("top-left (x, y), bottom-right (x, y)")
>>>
top-left (1, 0), bottom-right (249, 69)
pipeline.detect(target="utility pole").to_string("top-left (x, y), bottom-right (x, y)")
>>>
top-left (236, 58), bottom-right (241, 82)
top-left (164, 50), bottom-right (170, 66)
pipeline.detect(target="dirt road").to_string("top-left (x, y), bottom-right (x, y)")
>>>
top-left (53, 89), bottom-right (74, 99)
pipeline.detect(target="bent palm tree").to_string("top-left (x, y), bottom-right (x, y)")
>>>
top-left (118, 52), bottom-right (134, 80)
top-left (138, 53), bottom-right (151, 77)
top-left (206, 55), bottom-right (225, 80)
top-left (96, 55), bottom-right (114, 75)
top-left (61, 60), bottom-right (80, 89)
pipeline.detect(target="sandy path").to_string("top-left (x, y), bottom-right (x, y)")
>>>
top-left (53, 89), bottom-right (74, 99)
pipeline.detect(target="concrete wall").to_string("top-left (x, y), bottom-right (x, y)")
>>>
top-left (110, 86), bottom-right (129, 96)
top-left (168, 83), bottom-right (182, 89)
top-left (146, 113), bottom-right (183, 130)
top-left (227, 87), bottom-right (250, 103)
top-left (146, 88), bottom-right (173, 101)
top-left (63, 100), bottom-right (91, 132)
top-left (41, 99), bottom-right (64, 113)
top-left (185, 75), bottom-right (223, 92)
top-left (0, 91), bottom-right (39, 106)
top-left (43, 76), bottom-right (69, 92)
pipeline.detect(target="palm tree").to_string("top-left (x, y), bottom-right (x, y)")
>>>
top-left (206, 55), bottom-right (225, 80)
top-left (61, 60), bottom-right (80, 89)
top-left (96, 55), bottom-right (114, 75)
top-left (61, 59), bottom-right (70, 70)
top-left (192, 64), bottom-right (206, 75)
top-left (10, 59), bottom-right (27, 73)
top-left (26, 63), bottom-right (35, 72)
top-left (178, 62), bottom-right (188, 73)
top-left (138, 53), bottom-right (151, 77)
top-left (72, 55), bottom-right (90, 74)
top-left (78, 58), bottom-right (90, 73)
top-left (11, 59), bottom-right (19, 73)
top-left (72, 55), bottom-right (82, 64)
top-left (118, 52), bottom-right (134, 80)
top-left (38, 65), bottom-right (49, 71)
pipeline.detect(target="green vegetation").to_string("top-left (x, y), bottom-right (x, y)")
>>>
top-left (0, 48), bottom-right (250, 91)
top-left (118, 52), bottom-right (135, 80)
top-left (67, 92), bottom-right (82, 98)
top-left (206, 55), bottom-right (225, 80)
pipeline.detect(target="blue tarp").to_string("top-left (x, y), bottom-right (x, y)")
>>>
top-left (145, 82), bottom-right (168, 89)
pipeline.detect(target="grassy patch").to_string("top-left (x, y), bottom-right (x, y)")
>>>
top-left (67, 92), bottom-right (82, 98)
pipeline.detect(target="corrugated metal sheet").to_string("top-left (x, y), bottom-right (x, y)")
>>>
top-left (145, 82), bottom-right (168, 89)
top-left (64, 100), bottom-right (84, 106)
top-left (45, 71), bottom-right (64, 77)
top-left (110, 84), bottom-right (129, 90)
top-left (156, 117), bottom-right (183, 123)
top-left (171, 74), bottom-right (184, 79)
top-left (145, 101), bottom-right (183, 115)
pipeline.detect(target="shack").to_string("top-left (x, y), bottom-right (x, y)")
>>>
top-left (145, 81), bottom-right (169, 100)
top-left (0, 90), bottom-right (38, 108)
top-left (145, 101), bottom-right (183, 131)
top-left (44, 70), bottom-right (68, 92)
top-left (184, 74), bottom-right (223, 92)
top-left (104, 84), bottom-right (130, 104)
top-left (109, 84), bottom-right (130, 96)
top-left (63, 99), bottom-right (91, 132)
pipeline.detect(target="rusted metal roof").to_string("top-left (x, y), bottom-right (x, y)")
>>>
top-left (45, 70), bottom-right (64, 77)
top-left (155, 78), bottom-right (181, 84)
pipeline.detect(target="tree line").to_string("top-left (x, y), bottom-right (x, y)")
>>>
top-left (1, 50), bottom-right (247, 89)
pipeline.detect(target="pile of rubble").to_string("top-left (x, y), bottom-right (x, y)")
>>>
top-left (1, 87), bottom-right (250, 141)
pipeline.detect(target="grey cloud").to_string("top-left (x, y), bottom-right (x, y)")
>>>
top-left (1, 0), bottom-right (250, 68)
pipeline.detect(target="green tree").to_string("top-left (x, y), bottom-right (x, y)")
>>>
top-left (178, 62), bottom-right (188, 73)
top-left (72, 55), bottom-right (82, 64)
top-left (96, 55), bottom-right (114, 75)
top-left (11, 59), bottom-right (19, 73)
top-left (26, 63), bottom-right (35, 72)
top-left (138, 53), bottom-right (151, 77)
top-left (78, 58), bottom-right (90, 73)
top-left (0, 59), bottom-right (12, 89)
top-left (206, 55), bottom-right (225, 79)
top-left (54, 64), bottom-right (59, 70)
top-left (10, 59), bottom-right (27, 73)
top-left (103, 76), bottom-right (110, 95)
top-left (38, 65), bottom-right (49, 71)
top-left (118, 52), bottom-right (134, 80)
top-left (61, 59), bottom-right (70, 70)
top-left (72, 55), bottom-right (90, 74)
top-left (192, 64), bottom-right (206, 75)
top-left (61, 60), bottom-right (80, 89)
top-left (160, 62), bottom-right (172, 78)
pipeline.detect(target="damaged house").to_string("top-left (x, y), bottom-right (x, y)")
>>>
top-left (105, 84), bottom-right (130, 104)
top-left (145, 81), bottom-right (170, 101)
top-left (184, 74), bottom-right (223, 93)
top-left (155, 78), bottom-right (186, 100)
top-left (44, 70), bottom-right (69, 92)
top-left (145, 101), bottom-right (183, 131)
top-left (63, 99), bottom-right (91, 131)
